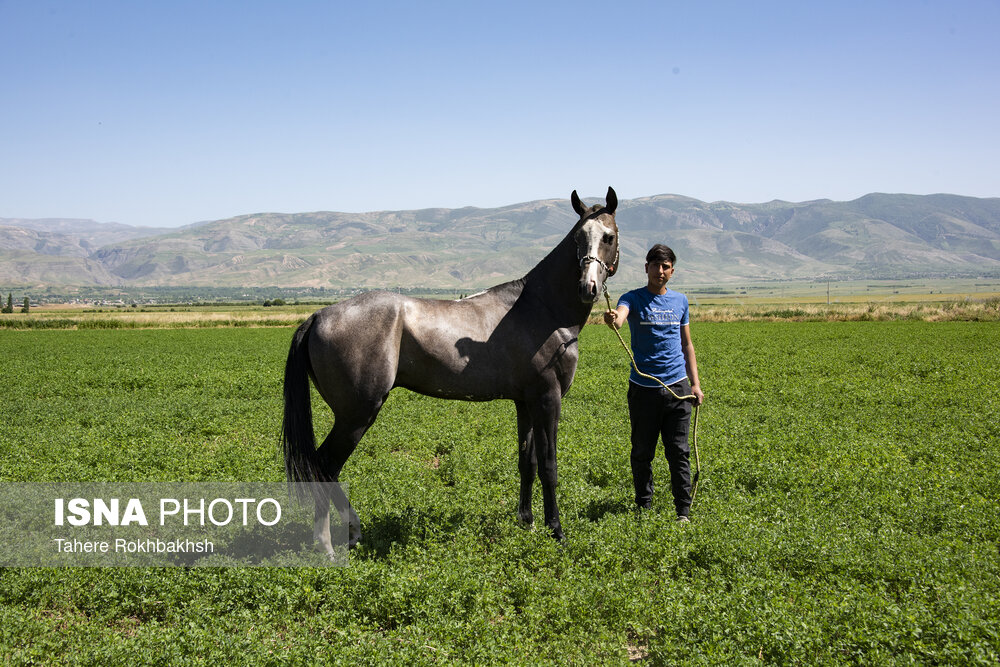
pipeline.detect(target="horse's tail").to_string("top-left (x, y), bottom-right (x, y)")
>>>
top-left (282, 314), bottom-right (320, 483)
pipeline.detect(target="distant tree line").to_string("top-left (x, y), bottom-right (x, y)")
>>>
top-left (1, 293), bottom-right (30, 314)
top-left (0, 284), bottom-right (495, 306)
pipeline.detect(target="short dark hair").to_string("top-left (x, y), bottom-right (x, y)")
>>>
top-left (645, 244), bottom-right (676, 266)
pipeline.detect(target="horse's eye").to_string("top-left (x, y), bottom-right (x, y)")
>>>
top-left (602, 233), bottom-right (614, 245)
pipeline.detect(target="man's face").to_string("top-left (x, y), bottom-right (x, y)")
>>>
top-left (645, 260), bottom-right (674, 288)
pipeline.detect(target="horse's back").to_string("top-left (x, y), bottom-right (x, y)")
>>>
top-left (309, 289), bottom-right (496, 348)
top-left (304, 283), bottom-right (578, 404)
top-left (305, 290), bottom-right (506, 399)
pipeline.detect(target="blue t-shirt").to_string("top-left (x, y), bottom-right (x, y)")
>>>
top-left (617, 288), bottom-right (689, 387)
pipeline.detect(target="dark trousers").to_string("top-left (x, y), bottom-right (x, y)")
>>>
top-left (627, 379), bottom-right (693, 516)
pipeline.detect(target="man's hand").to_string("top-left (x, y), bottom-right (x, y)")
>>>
top-left (690, 384), bottom-right (705, 406)
top-left (603, 310), bottom-right (618, 328)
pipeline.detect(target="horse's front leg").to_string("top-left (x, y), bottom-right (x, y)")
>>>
top-left (515, 400), bottom-right (536, 527)
top-left (529, 391), bottom-right (564, 541)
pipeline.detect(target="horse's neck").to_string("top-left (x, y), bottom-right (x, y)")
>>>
top-left (522, 235), bottom-right (591, 328)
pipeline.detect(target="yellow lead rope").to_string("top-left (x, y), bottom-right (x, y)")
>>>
top-left (603, 285), bottom-right (702, 506)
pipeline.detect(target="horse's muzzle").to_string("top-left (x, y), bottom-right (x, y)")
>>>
top-left (579, 258), bottom-right (606, 303)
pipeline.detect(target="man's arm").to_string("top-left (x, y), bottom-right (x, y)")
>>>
top-left (680, 324), bottom-right (704, 405)
top-left (604, 304), bottom-right (629, 330)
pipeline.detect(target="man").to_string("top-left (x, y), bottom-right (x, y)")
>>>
top-left (604, 244), bottom-right (704, 522)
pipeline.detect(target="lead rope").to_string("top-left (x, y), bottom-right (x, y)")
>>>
top-left (602, 285), bottom-right (702, 506)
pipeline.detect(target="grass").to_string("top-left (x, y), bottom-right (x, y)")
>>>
top-left (0, 321), bottom-right (998, 663)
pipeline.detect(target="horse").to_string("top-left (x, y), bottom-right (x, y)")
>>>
top-left (282, 187), bottom-right (620, 554)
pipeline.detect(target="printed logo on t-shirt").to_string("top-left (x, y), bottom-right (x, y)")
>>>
top-left (641, 307), bottom-right (682, 326)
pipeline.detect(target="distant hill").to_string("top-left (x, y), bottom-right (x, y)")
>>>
top-left (0, 217), bottom-right (178, 248)
top-left (0, 218), bottom-right (182, 287)
top-left (2, 193), bottom-right (999, 289)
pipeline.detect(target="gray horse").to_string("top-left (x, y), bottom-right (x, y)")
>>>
top-left (282, 187), bottom-right (619, 553)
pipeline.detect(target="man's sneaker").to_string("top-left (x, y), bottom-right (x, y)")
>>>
top-left (676, 515), bottom-right (690, 524)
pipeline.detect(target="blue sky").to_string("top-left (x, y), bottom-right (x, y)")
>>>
top-left (2, 0), bottom-right (998, 228)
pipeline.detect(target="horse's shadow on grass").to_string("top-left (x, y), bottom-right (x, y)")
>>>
top-left (351, 494), bottom-right (636, 560)
top-left (581, 497), bottom-right (634, 523)
top-left (356, 505), bottom-right (467, 560)
top-left (161, 521), bottom-right (316, 566)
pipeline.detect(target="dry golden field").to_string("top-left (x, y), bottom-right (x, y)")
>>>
top-left (2, 278), bottom-right (999, 329)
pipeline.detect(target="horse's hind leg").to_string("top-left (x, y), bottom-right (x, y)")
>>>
top-left (313, 483), bottom-right (359, 554)
top-left (331, 486), bottom-right (361, 549)
top-left (313, 402), bottom-right (384, 553)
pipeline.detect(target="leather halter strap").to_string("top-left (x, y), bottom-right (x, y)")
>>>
top-left (578, 243), bottom-right (619, 274)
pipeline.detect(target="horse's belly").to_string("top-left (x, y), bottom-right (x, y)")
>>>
top-left (394, 359), bottom-right (511, 401)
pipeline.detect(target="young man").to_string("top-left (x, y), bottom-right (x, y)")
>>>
top-left (603, 244), bottom-right (704, 521)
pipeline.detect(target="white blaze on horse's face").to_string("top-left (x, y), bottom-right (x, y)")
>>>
top-left (576, 217), bottom-right (616, 303)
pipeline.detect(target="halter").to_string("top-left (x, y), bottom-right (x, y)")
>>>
top-left (578, 243), bottom-right (619, 277)
top-left (579, 255), bottom-right (611, 272)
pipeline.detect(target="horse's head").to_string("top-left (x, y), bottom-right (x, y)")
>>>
top-left (571, 186), bottom-right (619, 303)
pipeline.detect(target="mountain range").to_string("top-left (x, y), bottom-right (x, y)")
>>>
top-left (3, 193), bottom-right (999, 290)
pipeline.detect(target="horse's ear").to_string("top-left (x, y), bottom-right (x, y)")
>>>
top-left (571, 190), bottom-right (587, 217)
top-left (605, 187), bottom-right (618, 214)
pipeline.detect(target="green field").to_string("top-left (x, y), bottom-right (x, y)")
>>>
top-left (1, 322), bottom-right (998, 663)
